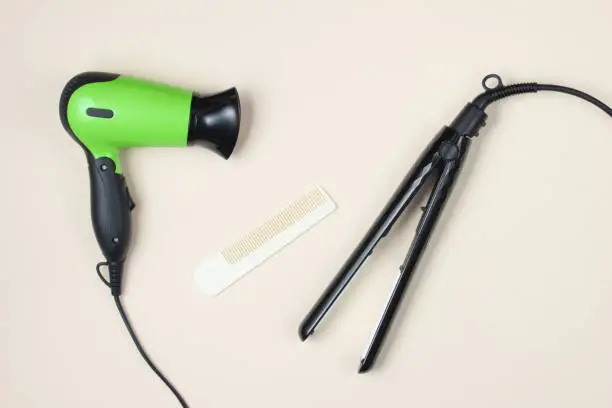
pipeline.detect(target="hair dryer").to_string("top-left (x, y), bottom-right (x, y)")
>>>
top-left (59, 72), bottom-right (241, 407)
top-left (59, 72), bottom-right (240, 294)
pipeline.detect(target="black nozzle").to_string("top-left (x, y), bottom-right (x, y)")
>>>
top-left (188, 88), bottom-right (241, 159)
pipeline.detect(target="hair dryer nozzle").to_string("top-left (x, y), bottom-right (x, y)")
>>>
top-left (188, 88), bottom-right (241, 159)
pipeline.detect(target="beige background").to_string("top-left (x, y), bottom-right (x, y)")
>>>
top-left (2, 1), bottom-right (612, 407)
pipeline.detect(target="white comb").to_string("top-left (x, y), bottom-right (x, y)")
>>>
top-left (194, 186), bottom-right (336, 295)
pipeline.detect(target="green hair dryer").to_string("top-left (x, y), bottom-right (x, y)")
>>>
top-left (59, 72), bottom-right (240, 296)
top-left (59, 72), bottom-right (240, 407)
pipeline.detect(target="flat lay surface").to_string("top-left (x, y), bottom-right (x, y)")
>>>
top-left (2, 1), bottom-right (612, 407)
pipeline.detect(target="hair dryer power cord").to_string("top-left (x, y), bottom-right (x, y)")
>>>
top-left (96, 262), bottom-right (189, 408)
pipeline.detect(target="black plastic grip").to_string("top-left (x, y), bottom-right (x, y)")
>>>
top-left (87, 155), bottom-right (132, 266)
top-left (59, 72), bottom-right (119, 147)
top-left (449, 103), bottom-right (487, 137)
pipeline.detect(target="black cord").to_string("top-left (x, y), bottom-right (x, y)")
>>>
top-left (96, 262), bottom-right (111, 287)
top-left (536, 84), bottom-right (612, 117)
top-left (97, 262), bottom-right (189, 407)
top-left (473, 81), bottom-right (612, 119)
top-left (113, 295), bottom-right (190, 408)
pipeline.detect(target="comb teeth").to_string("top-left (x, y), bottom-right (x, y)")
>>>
top-left (222, 189), bottom-right (327, 264)
top-left (194, 187), bottom-right (336, 296)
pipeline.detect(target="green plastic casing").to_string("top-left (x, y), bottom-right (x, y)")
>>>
top-left (65, 75), bottom-right (192, 173)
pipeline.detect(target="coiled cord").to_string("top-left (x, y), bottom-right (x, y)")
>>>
top-left (473, 82), bottom-right (539, 108)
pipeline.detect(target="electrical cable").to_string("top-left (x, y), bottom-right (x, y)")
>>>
top-left (472, 79), bottom-right (612, 119)
top-left (96, 261), bottom-right (110, 287)
top-left (114, 296), bottom-right (189, 408)
top-left (536, 84), bottom-right (612, 117)
top-left (96, 263), bottom-right (189, 408)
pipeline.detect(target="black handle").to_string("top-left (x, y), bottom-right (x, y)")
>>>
top-left (87, 155), bottom-right (133, 284)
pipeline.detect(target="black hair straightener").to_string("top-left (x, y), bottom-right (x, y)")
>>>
top-left (298, 74), bottom-right (612, 373)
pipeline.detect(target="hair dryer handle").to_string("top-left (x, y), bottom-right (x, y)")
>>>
top-left (87, 155), bottom-right (133, 271)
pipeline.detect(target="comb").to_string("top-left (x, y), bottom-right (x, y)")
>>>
top-left (194, 186), bottom-right (336, 295)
